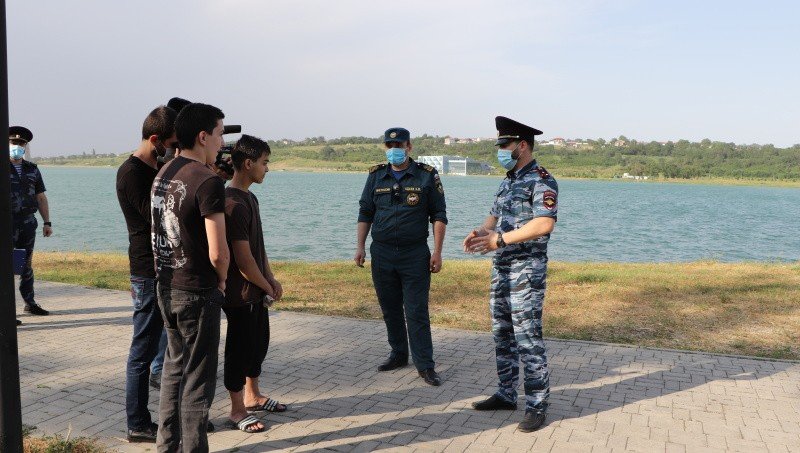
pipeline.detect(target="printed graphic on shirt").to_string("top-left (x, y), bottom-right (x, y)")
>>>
top-left (152, 177), bottom-right (188, 271)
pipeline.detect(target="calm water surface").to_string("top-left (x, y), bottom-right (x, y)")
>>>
top-left (38, 167), bottom-right (800, 262)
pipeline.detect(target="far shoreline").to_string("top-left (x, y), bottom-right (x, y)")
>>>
top-left (37, 163), bottom-right (800, 189)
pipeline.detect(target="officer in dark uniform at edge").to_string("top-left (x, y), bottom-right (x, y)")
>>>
top-left (9, 126), bottom-right (52, 325)
top-left (355, 127), bottom-right (447, 386)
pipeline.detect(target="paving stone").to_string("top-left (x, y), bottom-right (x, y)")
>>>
top-left (13, 281), bottom-right (800, 452)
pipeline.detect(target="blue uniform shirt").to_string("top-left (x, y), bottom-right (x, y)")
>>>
top-left (490, 160), bottom-right (558, 262)
top-left (358, 159), bottom-right (448, 246)
top-left (9, 160), bottom-right (46, 217)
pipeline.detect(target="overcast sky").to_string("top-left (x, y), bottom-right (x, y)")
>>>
top-left (6, 0), bottom-right (800, 156)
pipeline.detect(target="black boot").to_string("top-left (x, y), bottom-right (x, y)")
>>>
top-left (518, 411), bottom-right (546, 432)
top-left (377, 354), bottom-right (408, 371)
top-left (418, 368), bottom-right (441, 386)
top-left (472, 394), bottom-right (517, 411)
top-left (127, 422), bottom-right (158, 443)
top-left (23, 302), bottom-right (49, 316)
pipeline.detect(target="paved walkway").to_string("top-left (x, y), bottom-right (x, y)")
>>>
top-left (13, 281), bottom-right (800, 452)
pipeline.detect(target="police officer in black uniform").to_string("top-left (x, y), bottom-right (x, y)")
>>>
top-left (355, 127), bottom-right (447, 386)
top-left (9, 126), bottom-right (52, 323)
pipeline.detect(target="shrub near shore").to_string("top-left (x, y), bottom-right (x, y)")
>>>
top-left (34, 252), bottom-right (800, 360)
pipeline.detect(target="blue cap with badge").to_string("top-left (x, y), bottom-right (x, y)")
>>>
top-left (9, 126), bottom-right (33, 143)
top-left (383, 127), bottom-right (410, 143)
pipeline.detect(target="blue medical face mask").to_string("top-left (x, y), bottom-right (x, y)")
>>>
top-left (9, 144), bottom-right (25, 160)
top-left (496, 143), bottom-right (520, 170)
top-left (386, 147), bottom-right (407, 166)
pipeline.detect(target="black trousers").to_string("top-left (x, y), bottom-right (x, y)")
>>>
top-left (222, 302), bottom-right (270, 392)
top-left (370, 241), bottom-right (434, 371)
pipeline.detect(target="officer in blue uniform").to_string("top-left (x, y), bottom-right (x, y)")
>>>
top-left (9, 126), bottom-right (52, 321)
top-left (355, 127), bottom-right (448, 386)
top-left (463, 116), bottom-right (558, 432)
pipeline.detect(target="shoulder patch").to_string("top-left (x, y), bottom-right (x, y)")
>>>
top-left (417, 163), bottom-right (434, 172)
top-left (536, 166), bottom-right (550, 179)
top-left (369, 164), bottom-right (387, 173)
top-left (543, 190), bottom-right (557, 210)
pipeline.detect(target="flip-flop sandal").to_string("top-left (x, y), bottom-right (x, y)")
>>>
top-left (226, 415), bottom-right (265, 433)
top-left (246, 398), bottom-right (287, 413)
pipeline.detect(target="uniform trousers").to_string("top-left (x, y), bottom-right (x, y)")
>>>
top-left (370, 241), bottom-right (434, 371)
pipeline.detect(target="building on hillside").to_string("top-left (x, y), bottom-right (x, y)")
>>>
top-left (613, 139), bottom-right (628, 147)
top-left (542, 137), bottom-right (566, 146)
top-left (417, 155), bottom-right (494, 175)
top-left (443, 137), bottom-right (492, 146)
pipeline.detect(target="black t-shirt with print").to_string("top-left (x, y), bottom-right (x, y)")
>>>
top-left (151, 156), bottom-right (226, 290)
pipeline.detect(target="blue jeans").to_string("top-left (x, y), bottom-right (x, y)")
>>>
top-left (150, 329), bottom-right (167, 375)
top-left (125, 276), bottom-right (164, 431)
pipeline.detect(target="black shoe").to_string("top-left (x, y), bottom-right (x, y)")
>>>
top-left (149, 372), bottom-right (161, 390)
top-left (127, 422), bottom-right (158, 443)
top-left (377, 355), bottom-right (408, 372)
top-left (23, 302), bottom-right (49, 316)
top-left (418, 368), bottom-right (441, 386)
top-left (16, 319), bottom-right (22, 326)
top-left (472, 395), bottom-right (517, 411)
top-left (207, 421), bottom-right (214, 432)
top-left (518, 411), bottom-right (546, 432)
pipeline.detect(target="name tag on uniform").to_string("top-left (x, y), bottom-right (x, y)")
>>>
top-left (404, 187), bottom-right (422, 193)
top-left (375, 187), bottom-right (391, 194)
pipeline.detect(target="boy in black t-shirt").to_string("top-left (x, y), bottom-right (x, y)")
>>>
top-left (116, 105), bottom-right (177, 443)
top-left (222, 135), bottom-right (285, 433)
top-left (151, 103), bottom-right (229, 453)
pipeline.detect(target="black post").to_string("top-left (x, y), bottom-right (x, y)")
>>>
top-left (0, 0), bottom-right (24, 451)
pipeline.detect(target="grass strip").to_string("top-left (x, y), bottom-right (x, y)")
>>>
top-left (34, 252), bottom-right (800, 360)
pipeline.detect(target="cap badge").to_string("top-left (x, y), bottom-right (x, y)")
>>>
top-left (389, 131), bottom-right (397, 138)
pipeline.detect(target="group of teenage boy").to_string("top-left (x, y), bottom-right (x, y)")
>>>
top-left (116, 99), bottom-right (285, 452)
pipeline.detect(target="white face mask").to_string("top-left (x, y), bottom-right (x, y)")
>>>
top-left (9, 144), bottom-right (26, 160)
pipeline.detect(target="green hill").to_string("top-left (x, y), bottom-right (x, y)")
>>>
top-left (33, 135), bottom-right (800, 183)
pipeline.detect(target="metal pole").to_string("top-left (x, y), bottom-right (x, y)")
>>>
top-left (0, 0), bottom-right (24, 450)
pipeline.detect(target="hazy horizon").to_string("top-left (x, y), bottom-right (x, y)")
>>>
top-left (7, 1), bottom-right (800, 157)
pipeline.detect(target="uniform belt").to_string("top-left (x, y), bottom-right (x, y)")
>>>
top-left (12, 211), bottom-right (36, 220)
top-left (372, 239), bottom-right (428, 248)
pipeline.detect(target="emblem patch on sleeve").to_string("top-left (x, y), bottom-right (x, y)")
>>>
top-left (433, 174), bottom-right (444, 194)
top-left (542, 191), bottom-right (557, 210)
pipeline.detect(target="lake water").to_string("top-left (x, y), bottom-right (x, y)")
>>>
top-left (37, 167), bottom-right (800, 262)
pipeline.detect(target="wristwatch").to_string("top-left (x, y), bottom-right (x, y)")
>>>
top-left (43, 222), bottom-right (52, 227)
top-left (496, 232), bottom-right (506, 248)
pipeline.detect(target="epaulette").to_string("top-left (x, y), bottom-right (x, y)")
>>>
top-left (417, 163), bottom-right (434, 172)
top-left (369, 164), bottom-right (387, 173)
top-left (536, 166), bottom-right (551, 179)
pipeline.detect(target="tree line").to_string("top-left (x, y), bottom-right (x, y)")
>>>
top-left (33, 135), bottom-right (800, 181)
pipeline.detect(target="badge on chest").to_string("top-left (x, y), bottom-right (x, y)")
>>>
top-left (406, 193), bottom-right (420, 206)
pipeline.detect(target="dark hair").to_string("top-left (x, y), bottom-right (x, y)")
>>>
top-left (174, 103), bottom-right (225, 150)
top-left (141, 106), bottom-right (177, 142)
top-left (232, 134), bottom-right (271, 170)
